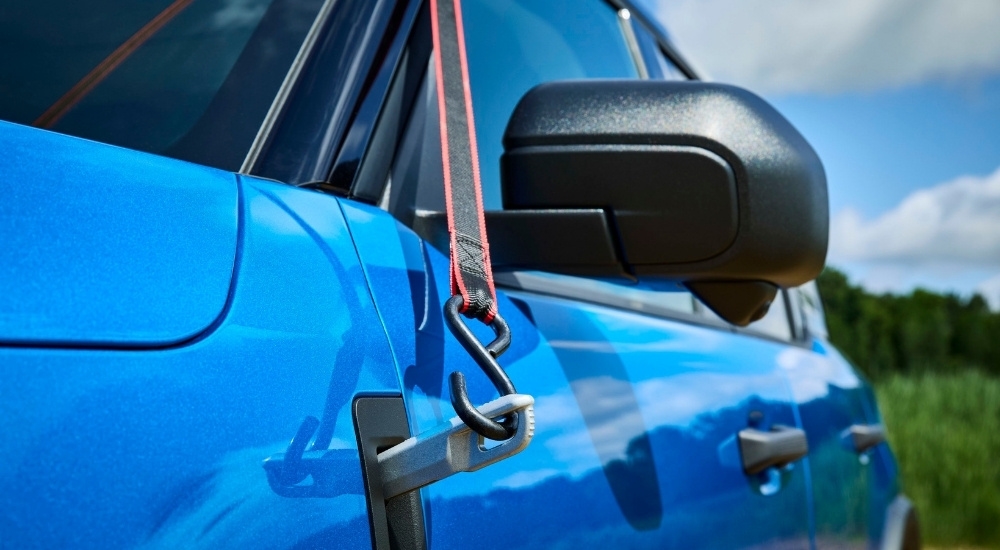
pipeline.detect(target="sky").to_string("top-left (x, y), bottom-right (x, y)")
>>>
top-left (638, 0), bottom-right (1000, 309)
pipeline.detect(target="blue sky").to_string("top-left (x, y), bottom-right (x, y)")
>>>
top-left (640, 0), bottom-right (1000, 308)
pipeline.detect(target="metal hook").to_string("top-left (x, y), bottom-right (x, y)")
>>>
top-left (444, 295), bottom-right (518, 440)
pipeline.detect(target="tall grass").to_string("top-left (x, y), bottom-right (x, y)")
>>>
top-left (876, 370), bottom-right (1000, 548)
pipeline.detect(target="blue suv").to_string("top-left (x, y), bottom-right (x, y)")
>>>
top-left (0, 0), bottom-right (917, 548)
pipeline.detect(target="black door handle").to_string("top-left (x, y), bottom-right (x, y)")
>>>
top-left (738, 425), bottom-right (809, 475)
top-left (846, 424), bottom-right (886, 453)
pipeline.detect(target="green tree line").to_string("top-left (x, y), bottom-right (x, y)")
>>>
top-left (817, 267), bottom-right (1000, 379)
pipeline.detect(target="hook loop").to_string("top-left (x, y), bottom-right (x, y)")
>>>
top-left (444, 295), bottom-right (518, 440)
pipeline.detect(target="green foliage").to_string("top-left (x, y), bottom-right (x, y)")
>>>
top-left (817, 267), bottom-right (1000, 379)
top-left (877, 371), bottom-right (1000, 547)
top-left (819, 268), bottom-right (1000, 546)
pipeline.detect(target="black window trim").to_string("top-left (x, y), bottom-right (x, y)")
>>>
top-left (243, 0), bottom-right (422, 187)
top-left (602, 0), bottom-right (700, 80)
top-left (239, 0), bottom-right (696, 188)
top-left (339, 0), bottom-right (431, 200)
top-left (240, 0), bottom-right (342, 174)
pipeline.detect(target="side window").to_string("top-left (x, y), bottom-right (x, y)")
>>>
top-left (796, 282), bottom-right (830, 340)
top-left (624, 11), bottom-right (688, 81)
top-left (383, 0), bottom-right (793, 338)
top-left (743, 291), bottom-right (793, 342)
top-left (494, 272), bottom-right (698, 317)
top-left (0, 0), bottom-right (326, 172)
top-left (462, 0), bottom-right (639, 208)
top-left (386, 0), bottom-right (637, 221)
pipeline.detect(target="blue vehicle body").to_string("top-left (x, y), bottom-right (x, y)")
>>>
top-left (0, 0), bottom-right (909, 548)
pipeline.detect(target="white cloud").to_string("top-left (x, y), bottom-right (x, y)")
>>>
top-left (830, 167), bottom-right (1000, 264)
top-left (828, 167), bottom-right (1000, 307)
top-left (647, 0), bottom-right (1000, 94)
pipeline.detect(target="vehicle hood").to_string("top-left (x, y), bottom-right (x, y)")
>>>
top-left (0, 122), bottom-right (239, 347)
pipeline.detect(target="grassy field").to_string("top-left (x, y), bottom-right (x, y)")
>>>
top-left (876, 370), bottom-right (1000, 548)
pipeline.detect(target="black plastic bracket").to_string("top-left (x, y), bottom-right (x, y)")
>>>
top-left (353, 395), bottom-right (427, 550)
top-left (412, 209), bottom-right (627, 276)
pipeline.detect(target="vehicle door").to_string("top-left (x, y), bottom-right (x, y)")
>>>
top-left (0, 0), bottom-right (413, 544)
top-left (346, 206), bottom-right (816, 549)
top-left (340, 0), bottom-right (814, 546)
top-left (0, 140), bottom-right (403, 548)
top-left (783, 285), bottom-right (900, 548)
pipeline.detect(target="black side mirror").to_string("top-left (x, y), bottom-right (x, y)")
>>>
top-left (494, 80), bottom-right (828, 325)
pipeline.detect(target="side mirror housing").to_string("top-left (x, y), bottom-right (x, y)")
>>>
top-left (496, 80), bottom-right (828, 325)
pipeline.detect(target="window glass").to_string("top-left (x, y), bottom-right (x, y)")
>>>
top-left (462, 0), bottom-right (638, 209)
top-left (798, 281), bottom-right (829, 340)
top-left (744, 291), bottom-right (793, 341)
top-left (392, 0), bottom-right (639, 221)
top-left (387, 0), bottom-right (698, 320)
top-left (787, 288), bottom-right (806, 340)
top-left (514, 273), bottom-right (697, 316)
top-left (624, 283), bottom-right (697, 315)
top-left (0, 0), bottom-right (324, 170)
top-left (630, 18), bottom-right (687, 81)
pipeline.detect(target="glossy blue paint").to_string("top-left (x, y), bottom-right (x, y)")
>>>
top-left (780, 339), bottom-right (899, 548)
top-left (342, 201), bottom-right (815, 548)
top-left (0, 176), bottom-right (397, 548)
top-left (0, 122), bottom-right (238, 347)
top-left (0, 0), bottom-right (911, 545)
top-left (0, 119), bottom-right (903, 549)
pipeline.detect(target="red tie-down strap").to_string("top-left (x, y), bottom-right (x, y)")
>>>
top-left (430, 0), bottom-right (496, 322)
top-left (430, 0), bottom-right (519, 441)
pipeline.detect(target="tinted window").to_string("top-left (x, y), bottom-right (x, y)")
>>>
top-left (630, 16), bottom-right (688, 81)
top-left (798, 282), bottom-right (830, 340)
top-left (391, 0), bottom-right (638, 215)
top-left (0, 0), bottom-right (324, 170)
top-left (744, 290), bottom-right (793, 341)
top-left (503, 272), bottom-right (698, 316)
top-left (462, 0), bottom-right (638, 208)
top-left (386, 0), bottom-right (709, 322)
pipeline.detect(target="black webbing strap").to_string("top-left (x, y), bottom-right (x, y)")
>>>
top-left (431, 0), bottom-right (519, 441)
top-left (430, 0), bottom-right (497, 323)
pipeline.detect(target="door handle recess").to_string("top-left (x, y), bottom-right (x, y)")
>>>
top-left (846, 424), bottom-right (885, 454)
top-left (738, 425), bottom-right (809, 475)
